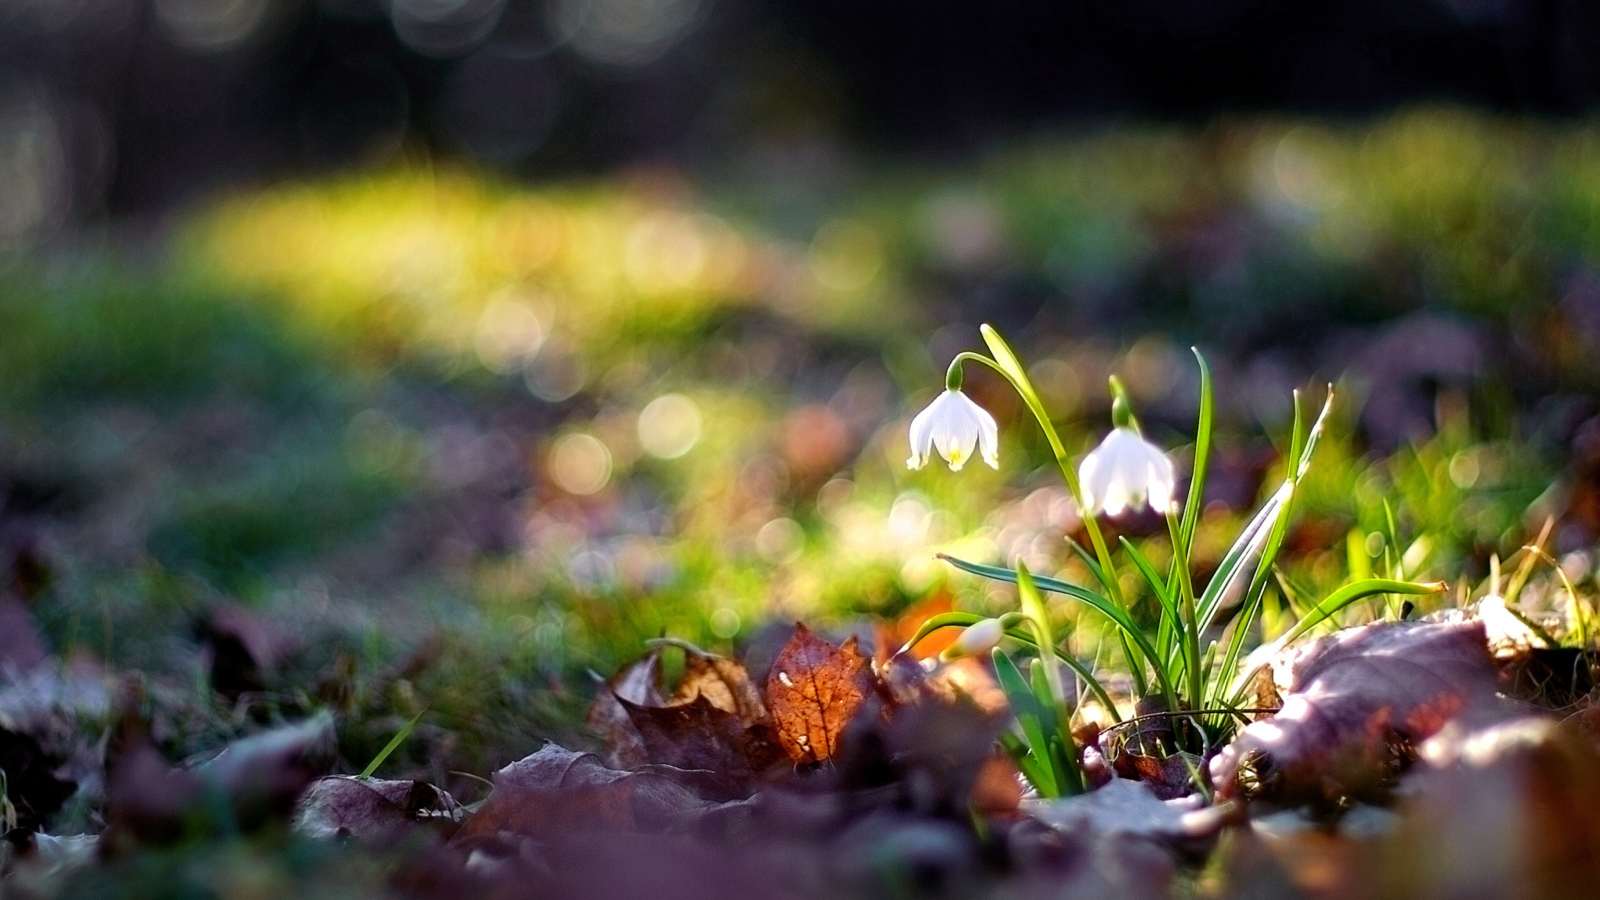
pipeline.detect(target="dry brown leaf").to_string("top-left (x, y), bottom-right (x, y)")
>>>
top-left (294, 776), bottom-right (462, 840)
top-left (453, 744), bottom-right (712, 843)
top-left (765, 623), bottom-right (871, 765)
top-left (672, 652), bottom-right (767, 724)
top-left (1210, 619), bottom-right (1509, 807)
top-left (619, 695), bottom-right (787, 795)
top-left (586, 649), bottom-right (664, 769)
top-left (970, 750), bottom-right (1024, 815)
top-left (1382, 716), bottom-right (1600, 899)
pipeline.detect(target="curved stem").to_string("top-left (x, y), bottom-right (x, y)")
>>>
top-left (949, 349), bottom-right (1148, 695)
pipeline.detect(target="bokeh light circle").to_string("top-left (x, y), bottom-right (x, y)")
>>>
top-left (637, 393), bottom-right (701, 459)
top-left (549, 0), bottom-right (703, 67)
top-left (548, 432), bottom-right (612, 494)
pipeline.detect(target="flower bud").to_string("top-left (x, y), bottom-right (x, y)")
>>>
top-left (944, 617), bottom-right (1006, 659)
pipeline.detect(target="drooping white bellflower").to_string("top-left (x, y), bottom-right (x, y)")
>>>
top-left (907, 389), bottom-right (1000, 471)
top-left (943, 617), bottom-right (1006, 660)
top-left (1078, 427), bottom-right (1176, 516)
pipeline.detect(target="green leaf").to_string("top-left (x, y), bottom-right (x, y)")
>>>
top-left (998, 731), bottom-right (1054, 797)
top-left (993, 650), bottom-right (1058, 796)
top-left (1208, 574), bottom-right (1269, 708)
top-left (1293, 387), bottom-right (1337, 481)
top-left (940, 553), bottom-right (1176, 707)
top-left (1279, 578), bottom-right (1445, 646)
top-left (901, 611), bottom-right (985, 655)
top-left (1119, 537), bottom-right (1184, 674)
top-left (1029, 650), bottom-right (1085, 794)
top-left (1000, 626), bottom-right (1121, 721)
top-left (1065, 536), bottom-right (1112, 596)
top-left (1178, 348), bottom-right (1214, 556)
top-left (1195, 482), bottom-right (1291, 634)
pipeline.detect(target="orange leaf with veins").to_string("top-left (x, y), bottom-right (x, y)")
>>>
top-left (764, 624), bottom-right (870, 764)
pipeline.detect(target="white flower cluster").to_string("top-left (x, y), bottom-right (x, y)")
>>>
top-left (907, 387), bottom-right (1175, 517)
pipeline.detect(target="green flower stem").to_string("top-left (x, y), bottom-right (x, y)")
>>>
top-left (947, 344), bottom-right (1150, 697)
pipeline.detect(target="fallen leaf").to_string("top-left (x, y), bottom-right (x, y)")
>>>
top-left (1109, 752), bottom-right (1206, 801)
top-left (590, 646), bottom-right (785, 796)
top-left (620, 696), bottom-right (786, 796)
top-left (1381, 716), bottom-right (1600, 899)
top-left (295, 775), bottom-right (463, 840)
top-left (0, 595), bottom-right (46, 677)
top-left (586, 649), bottom-right (664, 769)
top-left (971, 750), bottom-right (1025, 815)
top-left (832, 696), bottom-right (1013, 817)
top-left (197, 603), bottom-right (296, 702)
top-left (1025, 778), bottom-right (1222, 842)
top-left (672, 651), bottom-right (767, 724)
top-left (765, 624), bottom-right (871, 765)
top-left (1210, 619), bottom-right (1509, 807)
top-left (453, 743), bottom-right (714, 843)
top-left (877, 650), bottom-right (945, 707)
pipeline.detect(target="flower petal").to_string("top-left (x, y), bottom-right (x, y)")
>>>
top-left (906, 392), bottom-right (943, 469)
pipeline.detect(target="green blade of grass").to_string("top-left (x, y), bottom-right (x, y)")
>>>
top-left (1065, 536), bottom-right (1111, 596)
top-left (1279, 578), bottom-right (1446, 645)
top-left (998, 731), bottom-right (1054, 798)
top-left (362, 705), bottom-right (429, 778)
top-left (1195, 482), bottom-right (1291, 633)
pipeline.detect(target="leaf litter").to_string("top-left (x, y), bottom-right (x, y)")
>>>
top-left (8, 606), bottom-right (1600, 900)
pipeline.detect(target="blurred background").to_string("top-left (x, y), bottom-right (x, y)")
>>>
top-left (6, 0), bottom-right (1600, 786)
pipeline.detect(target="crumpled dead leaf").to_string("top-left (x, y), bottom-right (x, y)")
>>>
top-left (0, 595), bottom-right (47, 678)
top-left (619, 696), bottom-right (787, 797)
top-left (674, 650), bottom-right (768, 723)
top-left (197, 602), bottom-right (296, 702)
top-left (586, 649), bottom-right (664, 769)
top-left (590, 644), bottom-right (786, 796)
top-left (766, 624), bottom-right (871, 765)
top-left (452, 743), bottom-right (716, 843)
top-left (1026, 778), bottom-right (1223, 843)
top-left (1210, 619), bottom-right (1509, 807)
top-left (294, 775), bottom-right (463, 840)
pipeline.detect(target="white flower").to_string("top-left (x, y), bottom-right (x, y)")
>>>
top-left (1079, 427), bottom-right (1177, 516)
top-left (907, 389), bottom-right (999, 471)
top-left (943, 618), bottom-right (1005, 659)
